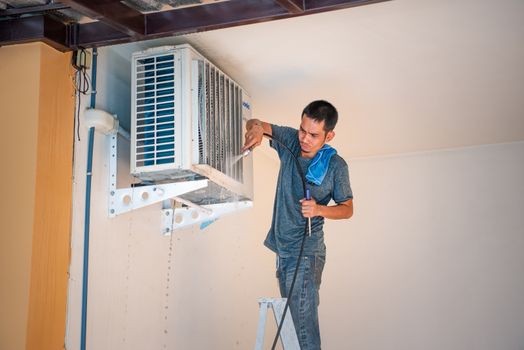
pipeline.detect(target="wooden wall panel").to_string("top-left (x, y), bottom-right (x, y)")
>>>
top-left (0, 42), bottom-right (41, 350)
top-left (25, 43), bottom-right (75, 350)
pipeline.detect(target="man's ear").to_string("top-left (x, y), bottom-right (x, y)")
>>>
top-left (326, 130), bottom-right (335, 142)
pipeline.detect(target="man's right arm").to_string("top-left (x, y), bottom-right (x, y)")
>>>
top-left (242, 119), bottom-right (272, 153)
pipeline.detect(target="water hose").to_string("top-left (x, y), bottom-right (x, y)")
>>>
top-left (258, 133), bottom-right (310, 350)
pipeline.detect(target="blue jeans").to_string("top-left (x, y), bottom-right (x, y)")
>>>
top-left (276, 254), bottom-right (326, 350)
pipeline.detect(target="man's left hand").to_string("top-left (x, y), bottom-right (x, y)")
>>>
top-left (300, 197), bottom-right (319, 218)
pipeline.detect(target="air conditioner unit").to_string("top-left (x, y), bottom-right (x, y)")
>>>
top-left (131, 44), bottom-right (253, 205)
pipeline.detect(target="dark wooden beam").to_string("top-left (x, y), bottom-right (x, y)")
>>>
top-left (305, 0), bottom-right (388, 11)
top-left (0, 3), bottom-right (69, 17)
top-left (0, 0), bottom-right (390, 50)
top-left (43, 15), bottom-right (69, 51)
top-left (0, 15), bottom-right (69, 51)
top-left (59, 0), bottom-right (144, 37)
top-left (274, 0), bottom-right (305, 14)
top-left (76, 21), bottom-right (132, 48)
top-left (145, 0), bottom-right (390, 40)
top-left (146, 0), bottom-right (288, 37)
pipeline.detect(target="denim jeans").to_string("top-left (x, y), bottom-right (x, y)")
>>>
top-left (276, 254), bottom-right (326, 350)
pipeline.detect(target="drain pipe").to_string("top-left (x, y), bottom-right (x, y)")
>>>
top-left (80, 47), bottom-right (98, 350)
top-left (80, 125), bottom-right (94, 350)
top-left (80, 46), bottom-right (97, 350)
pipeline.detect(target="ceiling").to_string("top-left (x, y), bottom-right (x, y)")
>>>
top-left (106, 0), bottom-right (524, 158)
top-left (0, 0), bottom-right (388, 51)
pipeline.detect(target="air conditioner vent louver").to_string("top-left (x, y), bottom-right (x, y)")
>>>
top-left (195, 61), bottom-right (244, 183)
top-left (135, 53), bottom-right (176, 168)
top-left (131, 44), bottom-right (253, 204)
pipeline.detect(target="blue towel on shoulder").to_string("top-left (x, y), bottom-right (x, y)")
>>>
top-left (306, 144), bottom-right (337, 185)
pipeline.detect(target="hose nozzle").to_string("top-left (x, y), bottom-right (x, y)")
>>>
top-left (306, 189), bottom-right (312, 236)
top-left (241, 149), bottom-right (252, 158)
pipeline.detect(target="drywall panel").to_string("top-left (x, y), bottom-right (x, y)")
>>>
top-left (66, 124), bottom-right (280, 349)
top-left (68, 136), bottom-right (524, 350)
top-left (322, 141), bottom-right (524, 350)
top-left (65, 46), bottom-right (281, 349)
top-left (66, 45), bottom-right (524, 350)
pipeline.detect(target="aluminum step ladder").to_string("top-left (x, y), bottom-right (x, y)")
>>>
top-left (255, 297), bottom-right (300, 350)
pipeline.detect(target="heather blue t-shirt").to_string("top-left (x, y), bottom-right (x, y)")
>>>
top-left (264, 124), bottom-right (353, 258)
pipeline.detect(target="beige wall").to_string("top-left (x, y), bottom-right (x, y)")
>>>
top-left (65, 46), bottom-right (524, 350)
top-left (66, 115), bottom-right (524, 350)
top-left (322, 142), bottom-right (524, 350)
top-left (0, 43), bottom-right (74, 350)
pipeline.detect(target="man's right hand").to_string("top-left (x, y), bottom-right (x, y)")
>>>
top-left (242, 119), bottom-right (269, 153)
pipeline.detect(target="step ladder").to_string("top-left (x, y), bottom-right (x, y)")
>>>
top-left (255, 297), bottom-right (300, 350)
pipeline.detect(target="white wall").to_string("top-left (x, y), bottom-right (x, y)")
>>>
top-left (66, 46), bottom-right (282, 350)
top-left (66, 46), bottom-right (524, 350)
top-left (181, 0), bottom-right (524, 158)
top-left (323, 142), bottom-right (524, 350)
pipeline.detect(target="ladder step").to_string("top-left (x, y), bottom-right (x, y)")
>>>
top-left (255, 297), bottom-right (300, 350)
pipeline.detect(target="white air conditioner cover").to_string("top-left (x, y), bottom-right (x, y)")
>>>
top-left (131, 44), bottom-right (253, 204)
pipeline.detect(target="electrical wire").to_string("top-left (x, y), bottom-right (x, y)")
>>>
top-left (262, 133), bottom-right (310, 350)
top-left (72, 49), bottom-right (91, 141)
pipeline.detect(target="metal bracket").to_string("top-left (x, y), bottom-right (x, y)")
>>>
top-left (109, 180), bottom-right (209, 218)
top-left (107, 131), bottom-right (253, 233)
top-left (161, 200), bottom-right (253, 235)
top-left (108, 133), bottom-right (208, 218)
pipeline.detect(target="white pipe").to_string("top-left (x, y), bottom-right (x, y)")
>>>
top-left (118, 126), bottom-right (131, 141)
top-left (84, 108), bottom-right (118, 135)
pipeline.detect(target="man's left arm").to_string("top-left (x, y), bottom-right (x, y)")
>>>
top-left (300, 198), bottom-right (353, 220)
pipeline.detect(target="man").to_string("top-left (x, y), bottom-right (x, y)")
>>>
top-left (242, 100), bottom-right (353, 350)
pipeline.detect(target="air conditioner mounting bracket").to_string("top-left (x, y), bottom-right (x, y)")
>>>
top-left (107, 133), bottom-right (252, 233)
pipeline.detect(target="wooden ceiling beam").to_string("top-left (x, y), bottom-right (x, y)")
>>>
top-left (274, 0), bottom-right (305, 14)
top-left (0, 3), bottom-right (69, 17)
top-left (146, 0), bottom-right (287, 37)
top-left (0, 15), bottom-right (69, 52)
top-left (0, 0), bottom-right (390, 50)
top-left (305, 0), bottom-right (388, 11)
top-left (75, 21), bottom-right (132, 48)
top-left (59, 0), bottom-right (145, 37)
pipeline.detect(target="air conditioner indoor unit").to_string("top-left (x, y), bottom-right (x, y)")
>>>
top-left (131, 44), bottom-right (253, 205)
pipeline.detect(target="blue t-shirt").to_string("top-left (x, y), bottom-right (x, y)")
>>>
top-left (264, 125), bottom-right (353, 258)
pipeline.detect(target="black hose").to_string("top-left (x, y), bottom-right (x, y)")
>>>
top-left (262, 133), bottom-right (310, 350)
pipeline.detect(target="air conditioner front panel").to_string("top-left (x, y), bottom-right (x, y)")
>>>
top-left (131, 49), bottom-right (181, 175)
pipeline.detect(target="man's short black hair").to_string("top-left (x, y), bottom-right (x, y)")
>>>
top-left (302, 100), bottom-right (338, 132)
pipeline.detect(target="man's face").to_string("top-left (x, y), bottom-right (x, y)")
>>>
top-left (298, 115), bottom-right (335, 158)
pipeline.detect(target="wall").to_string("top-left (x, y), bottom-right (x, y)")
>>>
top-left (65, 45), bottom-right (281, 350)
top-left (0, 43), bottom-right (41, 350)
top-left (66, 46), bottom-right (524, 350)
top-left (25, 44), bottom-right (75, 350)
top-left (323, 142), bottom-right (524, 350)
top-left (0, 43), bottom-right (74, 350)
